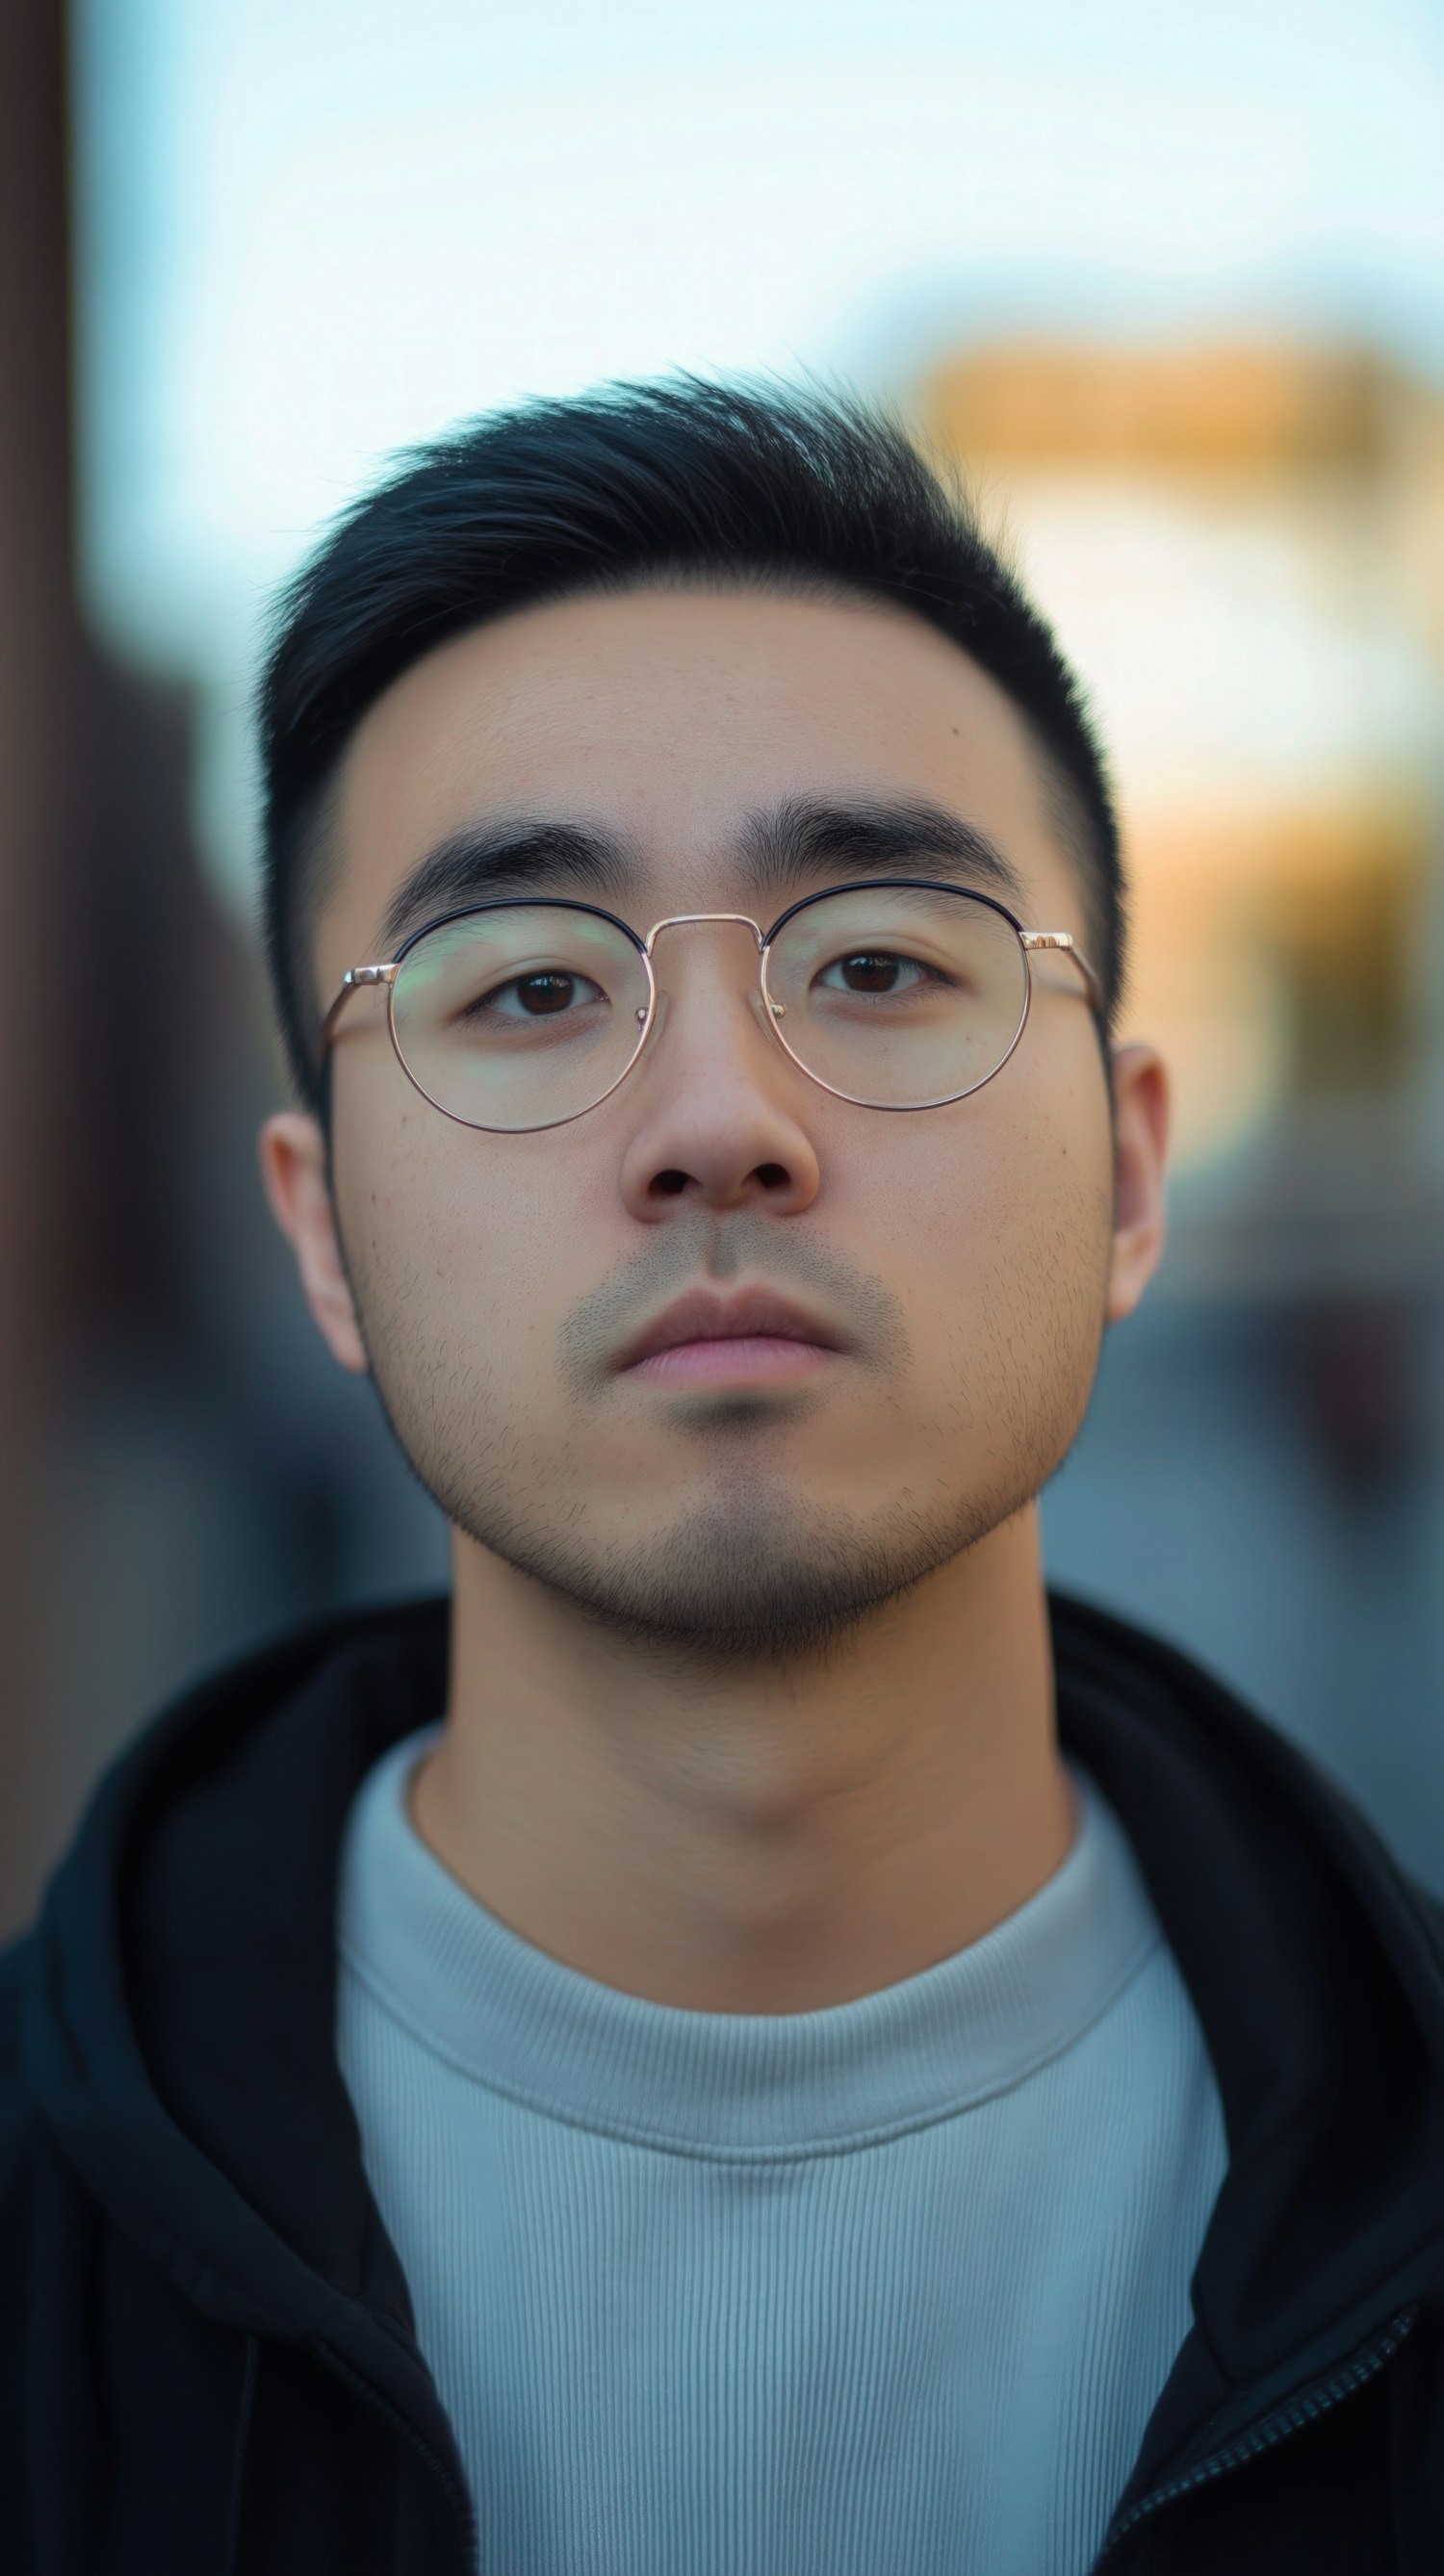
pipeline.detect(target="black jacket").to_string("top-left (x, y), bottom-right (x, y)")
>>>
top-left (3, 1591), bottom-right (1444, 2573)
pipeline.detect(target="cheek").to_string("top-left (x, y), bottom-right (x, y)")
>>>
top-left (334, 1089), bottom-right (608, 1358)
top-left (967, 1073), bottom-right (1116, 1355)
top-left (838, 1076), bottom-right (1112, 1354)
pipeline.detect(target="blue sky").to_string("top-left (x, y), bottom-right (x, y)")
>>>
top-left (71, 0), bottom-right (1444, 898)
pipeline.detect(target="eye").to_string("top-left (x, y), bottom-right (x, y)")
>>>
top-left (477, 969), bottom-right (606, 1019)
top-left (816, 949), bottom-right (937, 996)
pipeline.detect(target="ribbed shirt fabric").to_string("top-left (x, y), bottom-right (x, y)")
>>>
top-left (336, 1732), bottom-right (1227, 2576)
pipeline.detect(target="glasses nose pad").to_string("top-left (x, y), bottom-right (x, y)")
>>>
top-left (636, 987), bottom-right (668, 1050)
top-left (754, 961), bottom-right (789, 1043)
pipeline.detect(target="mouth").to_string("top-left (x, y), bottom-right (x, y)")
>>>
top-left (613, 1285), bottom-right (850, 1389)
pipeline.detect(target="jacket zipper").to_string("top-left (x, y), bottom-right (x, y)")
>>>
top-left (1097, 2304), bottom-right (1418, 2561)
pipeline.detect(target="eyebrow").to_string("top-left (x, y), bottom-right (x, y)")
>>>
top-left (378, 818), bottom-right (636, 950)
top-left (736, 796), bottom-right (1028, 911)
top-left (375, 794), bottom-right (1028, 953)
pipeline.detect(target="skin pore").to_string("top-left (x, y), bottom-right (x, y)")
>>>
top-left (262, 585), bottom-right (1168, 2014)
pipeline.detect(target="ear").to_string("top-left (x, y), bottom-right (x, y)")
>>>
top-left (258, 1112), bottom-right (369, 1375)
top-left (1106, 1043), bottom-right (1170, 1326)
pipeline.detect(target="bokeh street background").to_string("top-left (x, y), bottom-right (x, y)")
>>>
top-left (3, 0), bottom-right (1442, 1929)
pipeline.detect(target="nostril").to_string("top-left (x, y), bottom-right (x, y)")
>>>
top-left (644, 1160), bottom-right (795, 1202)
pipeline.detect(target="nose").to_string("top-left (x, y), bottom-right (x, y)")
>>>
top-left (616, 925), bottom-right (822, 1219)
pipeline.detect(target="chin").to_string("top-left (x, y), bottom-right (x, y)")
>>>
top-left (452, 1479), bottom-right (1031, 1667)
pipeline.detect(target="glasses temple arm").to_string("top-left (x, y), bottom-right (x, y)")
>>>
top-left (1019, 931), bottom-right (1105, 1021)
top-left (319, 963), bottom-right (397, 1056)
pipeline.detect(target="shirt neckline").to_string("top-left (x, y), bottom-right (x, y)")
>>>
top-left (336, 1730), bottom-right (1160, 2160)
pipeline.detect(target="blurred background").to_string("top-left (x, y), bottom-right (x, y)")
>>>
top-left (3, 0), bottom-right (1443, 1931)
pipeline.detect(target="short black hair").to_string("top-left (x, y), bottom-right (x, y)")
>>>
top-left (258, 375), bottom-right (1124, 1109)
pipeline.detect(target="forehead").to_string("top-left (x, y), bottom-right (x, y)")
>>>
top-left (322, 585), bottom-right (1078, 970)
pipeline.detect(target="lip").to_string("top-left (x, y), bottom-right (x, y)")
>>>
top-left (614, 1285), bottom-right (850, 1380)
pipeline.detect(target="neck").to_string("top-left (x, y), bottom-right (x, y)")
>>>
top-left (411, 1507), bottom-right (1074, 2014)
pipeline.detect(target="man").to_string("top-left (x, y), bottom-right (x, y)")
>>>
top-left (3, 380), bottom-right (1442, 2575)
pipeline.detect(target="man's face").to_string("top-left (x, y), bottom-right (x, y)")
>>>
top-left (277, 585), bottom-right (1155, 1658)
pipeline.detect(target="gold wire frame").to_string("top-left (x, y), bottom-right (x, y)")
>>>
top-left (319, 890), bottom-right (1102, 1134)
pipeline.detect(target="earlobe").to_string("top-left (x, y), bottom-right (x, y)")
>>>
top-left (258, 1112), bottom-right (370, 1376)
top-left (1105, 1044), bottom-right (1170, 1327)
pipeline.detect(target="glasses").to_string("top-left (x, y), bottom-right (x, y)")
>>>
top-left (321, 880), bottom-right (1101, 1134)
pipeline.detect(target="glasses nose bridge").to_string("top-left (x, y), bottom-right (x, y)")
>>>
top-left (642, 910), bottom-right (765, 961)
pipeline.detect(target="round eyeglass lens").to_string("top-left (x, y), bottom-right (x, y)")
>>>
top-left (762, 885), bottom-right (1029, 1108)
top-left (390, 905), bottom-right (652, 1130)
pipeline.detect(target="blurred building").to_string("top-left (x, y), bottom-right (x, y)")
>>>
top-left (919, 341), bottom-right (1444, 1185)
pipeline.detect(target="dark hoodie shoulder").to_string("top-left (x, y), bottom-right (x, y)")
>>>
top-left (8, 1597), bottom-right (475, 2576)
